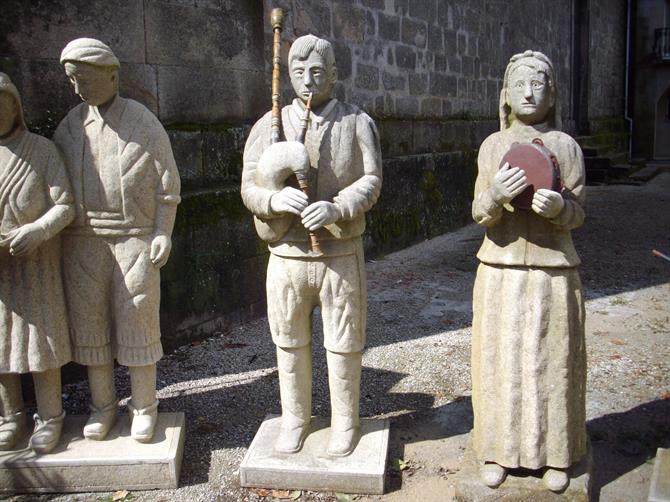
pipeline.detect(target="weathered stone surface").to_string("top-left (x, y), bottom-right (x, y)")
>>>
top-left (333, 3), bottom-right (366, 43)
top-left (395, 96), bottom-right (419, 116)
top-left (293, 0), bottom-right (332, 37)
top-left (0, 0), bottom-right (145, 62)
top-left (157, 66), bottom-right (265, 123)
top-left (453, 436), bottom-right (592, 502)
top-left (355, 63), bottom-right (380, 91)
top-left (240, 416), bottom-right (389, 495)
top-left (409, 0), bottom-right (437, 23)
top-left (401, 17), bottom-right (427, 48)
top-left (408, 73), bottom-right (428, 96)
top-left (395, 45), bottom-right (417, 70)
top-left (0, 413), bottom-right (185, 493)
top-left (381, 71), bottom-right (406, 91)
top-left (378, 13), bottom-right (400, 41)
top-left (145, 1), bottom-right (263, 68)
top-left (429, 72), bottom-right (457, 97)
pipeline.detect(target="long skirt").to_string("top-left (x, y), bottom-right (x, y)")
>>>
top-left (471, 263), bottom-right (587, 469)
top-left (0, 237), bottom-right (71, 373)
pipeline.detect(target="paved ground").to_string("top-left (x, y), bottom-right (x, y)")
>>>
top-left (7, 173), bottom-right (670, 502)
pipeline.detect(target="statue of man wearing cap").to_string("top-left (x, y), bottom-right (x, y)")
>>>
top-left (53, 38), bottom-right (181, 443)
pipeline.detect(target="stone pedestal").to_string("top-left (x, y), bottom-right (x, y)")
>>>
top-left (649, 448), bottom-right (670, 502)
top-left (453, 435), bottom-right (592, 501)
top-left (0, 412), bottom-right (185, 493)
top-left (240, 415), bottom-right (389, 494)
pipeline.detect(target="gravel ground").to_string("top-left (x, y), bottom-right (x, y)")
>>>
top-left (5, 173), bottom-right (670, 502)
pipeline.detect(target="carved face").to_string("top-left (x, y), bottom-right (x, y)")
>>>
top-left (289, 50), bottom-right (336, 108)
top-left (507, 65), bottom-right (553, 125)
top-left (0, 92), bottom-right (18, 137)
top-left (64, 62), bottom-right (117, 107)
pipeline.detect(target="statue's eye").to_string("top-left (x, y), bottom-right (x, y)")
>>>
top-left (514, 81), bottom-right (524, 89)
top-left (532, 80), bottom-right (544, 89)
top-left (294, 69), bottom-right (304, 77)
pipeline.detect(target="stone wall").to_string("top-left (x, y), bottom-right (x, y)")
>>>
top-left (0, 0), bottom-right (628, 349)
top-left (632, 0), bottom-right (670, 159)
top-left (588, 0), bottom-right (628, 120)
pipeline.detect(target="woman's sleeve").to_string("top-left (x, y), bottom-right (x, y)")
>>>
top-left (549, 137), bottom-right (585, 230)
top-left (472, 136), bottom-right (504, 227)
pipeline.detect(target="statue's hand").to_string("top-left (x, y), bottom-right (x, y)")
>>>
top-left (270, 187), bottom-right (309, 216)
top-left (150, 233), bottom-right (172, 268)
top-left (492, 162), bottom-right (528, 204)
top-left (531, 188), bottom-right (565, 219)
top-left (301, 201), bottom-right (340, 231)
top-left (8, 223), bottom-right (46, 257)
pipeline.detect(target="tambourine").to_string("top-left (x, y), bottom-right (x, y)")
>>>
top-left (498, 138), bottom-right (562, 210)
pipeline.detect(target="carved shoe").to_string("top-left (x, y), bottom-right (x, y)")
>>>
top-left (327, 427), bottom-right (359, 457)
top-left (480, 462), bottom-right (507, 487)
top-left (129, 399), bottom-right (159, 443)
top-left (543, 468), bottom-right (569, 492)
top-left (83, 399), bottom-right (118, 440)
top-left (0, 411), bottom-right (27, 450)
top-left (275, 421), bottom-right (309, 454)
top-left (29, 411), bottom-right (65, 454)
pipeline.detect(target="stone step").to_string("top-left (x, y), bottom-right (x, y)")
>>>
top-left (585, 156), bottom-right (611, 183)
top-left (630, 164), bottom-right (662, 182)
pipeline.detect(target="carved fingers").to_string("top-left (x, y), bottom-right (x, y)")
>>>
top-left (492, 162), bottom-right (527, 204)
top-left (270, 186), bottom-right (309, 216)
top-left (531, 188), bottom-right (565, 218)
top-left (301, 201), bottom-right (340, 231)
top-left (8, 223), bottom-right (45, 256)
top-left (150, 234), bottom-right (172, 268)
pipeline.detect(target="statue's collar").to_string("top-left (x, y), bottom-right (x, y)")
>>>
top-left (291, 98), bottom-right (338, 125)
top-left (85, 94), bottom-right (123, 128)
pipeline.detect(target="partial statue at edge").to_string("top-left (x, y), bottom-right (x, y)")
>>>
top-left (53, 38), bottom-right (181, 443)
top-left (241, 13), bottom-right (382, 456)
top-left (0, 72), bottom-right (75, 453)
top-left (471, 50), bottom-right (587, 492)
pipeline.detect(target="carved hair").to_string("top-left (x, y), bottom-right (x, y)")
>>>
top-left (288, 34), bottom-right (336, 70)
top-left (499, 50), bottom-right (561, 130)
top-left (0, 72), bottom-right (26, 132)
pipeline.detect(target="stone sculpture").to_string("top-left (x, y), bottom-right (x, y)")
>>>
top-left (242, 34), bottom-right (382, 456)
top-left (471, 50), bottom-right (587, 492)
top-left (0, 72), bottom-right (75, 453)
top-left (53, 38), bottom-right (181, 443)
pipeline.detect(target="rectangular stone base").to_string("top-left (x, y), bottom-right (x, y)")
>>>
top-left (649, 448), bottom-right (670, 502)
top-left (0, 412), bottom-right (185, 493)
top-left (454, 434), bottom-right (592, 501)
top-left (240, 415), bottom-right (389, 494)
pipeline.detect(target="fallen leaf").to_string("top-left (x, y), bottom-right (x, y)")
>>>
top-left (290, 491), bottom-right (302, 500)
top-left (611, 339), bottom-right (626, 345)
top-left (112, 491), bottom-right (130, 501)
top-left (253, 488), bottom-right (271, 497)
top-left (609, 354), bottom-right (622, 360)
top-left (661, 392), bottom-right (670, 400)
top-left (269, 490), bottom-right (294, 499)
top-left (335, 493), bottom-right (352, 502)
top-left (390, 458), bottom-right (410, 471)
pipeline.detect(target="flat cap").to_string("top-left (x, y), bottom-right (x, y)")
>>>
top-left (60, 38), bottom-right (120, 67)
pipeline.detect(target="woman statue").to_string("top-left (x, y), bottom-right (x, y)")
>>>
top-left (471, 51), bottom-right (587, 492)
top-left (0, 72), bottom-right (74, 453)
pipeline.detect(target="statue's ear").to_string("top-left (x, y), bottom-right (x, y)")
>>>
top-left (330, 65), bottom-right (338, 85)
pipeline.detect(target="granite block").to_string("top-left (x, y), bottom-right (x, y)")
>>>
top-left (0, 413), bottom-right (185, 493)
top-left (240, 415), bottom-right (389, 494)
